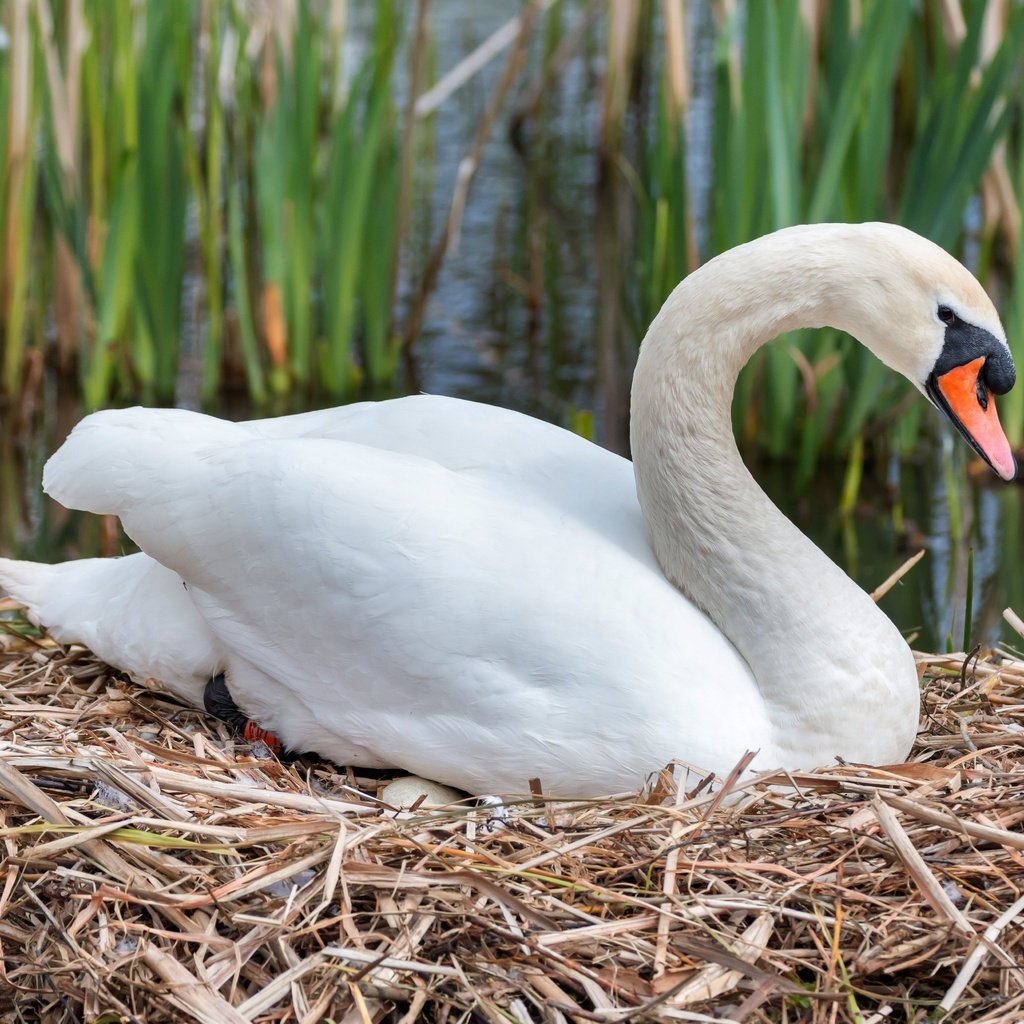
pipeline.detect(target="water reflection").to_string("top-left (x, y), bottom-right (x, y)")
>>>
top-left (756, 435), bottom-right (1024, 653)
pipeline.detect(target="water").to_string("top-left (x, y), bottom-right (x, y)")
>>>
top-left (406, 2), bottom-right (604, 428)
top-left (5, 3), bottom-right (1024, 655)
top-left (754, 447), bottom-right (1024, 654)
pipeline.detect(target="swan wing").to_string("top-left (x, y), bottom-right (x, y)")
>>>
top-left (40, 406), bottom-right (767, 794)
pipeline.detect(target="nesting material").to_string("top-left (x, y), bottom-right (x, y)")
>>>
top-left (1, 621), bottom-right (1023, 1023)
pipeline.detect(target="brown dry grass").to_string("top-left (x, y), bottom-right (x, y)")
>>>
top-left (1, 622), bottom-right (1023, 1023)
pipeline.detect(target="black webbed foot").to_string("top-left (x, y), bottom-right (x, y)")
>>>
top-left (202, 673), bottom-right (298, 762)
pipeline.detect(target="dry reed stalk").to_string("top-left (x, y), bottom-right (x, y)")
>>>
top-left (3, 0), bottom-right (31, 305)
top-left (34, 0), bottom-right (80, 183)
top-left (1, 624), bottom-right (1024, 1021)
top-left (869, 549), bottom-right (925, 602)
top-left (662, 0), bottom-right (688, 118)
top-left (1004, 606), bottom-right (1024, 640)
top-left (599, 0), bottom-right (642, 155)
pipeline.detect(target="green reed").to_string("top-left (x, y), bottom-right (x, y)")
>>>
top-left (5, 0), bottom-right (1024, 453)
top-left (5, 0), bottom-right (402, 409)
top-left (1, 0), bottom-right (39, 399)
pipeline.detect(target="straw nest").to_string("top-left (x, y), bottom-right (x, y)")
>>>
top-left (1, 611), bottom-right (1023, 1024)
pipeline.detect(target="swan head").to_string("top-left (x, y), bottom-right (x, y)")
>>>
top-left (829, 223), bottom-right (1017, 481)
top-left (639, 223), bottom-right (1017, 481)
top-left (922, 303), bottom-right (1016, 481)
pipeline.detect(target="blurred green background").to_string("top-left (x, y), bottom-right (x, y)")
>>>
top-left (3, 0), bottom-right (1024, 650)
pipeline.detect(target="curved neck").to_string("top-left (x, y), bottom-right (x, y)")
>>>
top-left (630, 227), bottom-right (918, 764)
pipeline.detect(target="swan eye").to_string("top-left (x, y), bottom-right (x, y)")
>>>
top-left (938, 305), bottom-right (957, 326)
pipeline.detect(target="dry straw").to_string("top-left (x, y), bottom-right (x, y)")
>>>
top-left (1, 616), bottom-right (1023, 1022)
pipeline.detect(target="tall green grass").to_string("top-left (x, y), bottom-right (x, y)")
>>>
top-left (5, 0), bottom-right (1024, 463)
top-left (633, 0), bottom-right (1024, 481)
top-left (6, 0), bottom-right (403, 409)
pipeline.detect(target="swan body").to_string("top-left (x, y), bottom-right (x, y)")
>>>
top-left (0, 223), bottom-right (1015, 796)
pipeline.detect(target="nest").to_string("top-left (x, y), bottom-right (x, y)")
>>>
top-left (1, 614), bottom-right (1023, 1024)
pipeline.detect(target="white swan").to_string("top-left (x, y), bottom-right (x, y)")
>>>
top-left (0, 223), bottom-right (1015, 796)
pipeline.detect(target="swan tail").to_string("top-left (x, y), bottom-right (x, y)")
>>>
top-left (0, 557), bottom-right (62, 629)
top-left (0, 552), bottom-right (217, 707)
top-left (42, 407), bottom-right (241, 515)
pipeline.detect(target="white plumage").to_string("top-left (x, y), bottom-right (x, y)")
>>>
top-left (0, 223), bottom-right (1013, 795)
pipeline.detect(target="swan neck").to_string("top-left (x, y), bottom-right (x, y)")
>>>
top-left (629, 228), bottom-right (919, 766)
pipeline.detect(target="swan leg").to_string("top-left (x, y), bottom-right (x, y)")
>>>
top-left (203, 674), bottom-right (298, 762)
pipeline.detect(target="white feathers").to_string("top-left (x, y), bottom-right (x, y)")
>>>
top-left (2, 224), bottom-right (998, 796)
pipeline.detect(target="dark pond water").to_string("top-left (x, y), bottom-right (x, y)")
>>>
top-left (4, 3), bottom-right (1024, 656)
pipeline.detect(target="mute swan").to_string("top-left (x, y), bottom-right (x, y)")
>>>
top-left (0, 223), bottom-right (1015, 796)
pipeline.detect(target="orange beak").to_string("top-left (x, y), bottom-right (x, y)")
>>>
top-left (933, 356), bottom-right (1016, 481)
